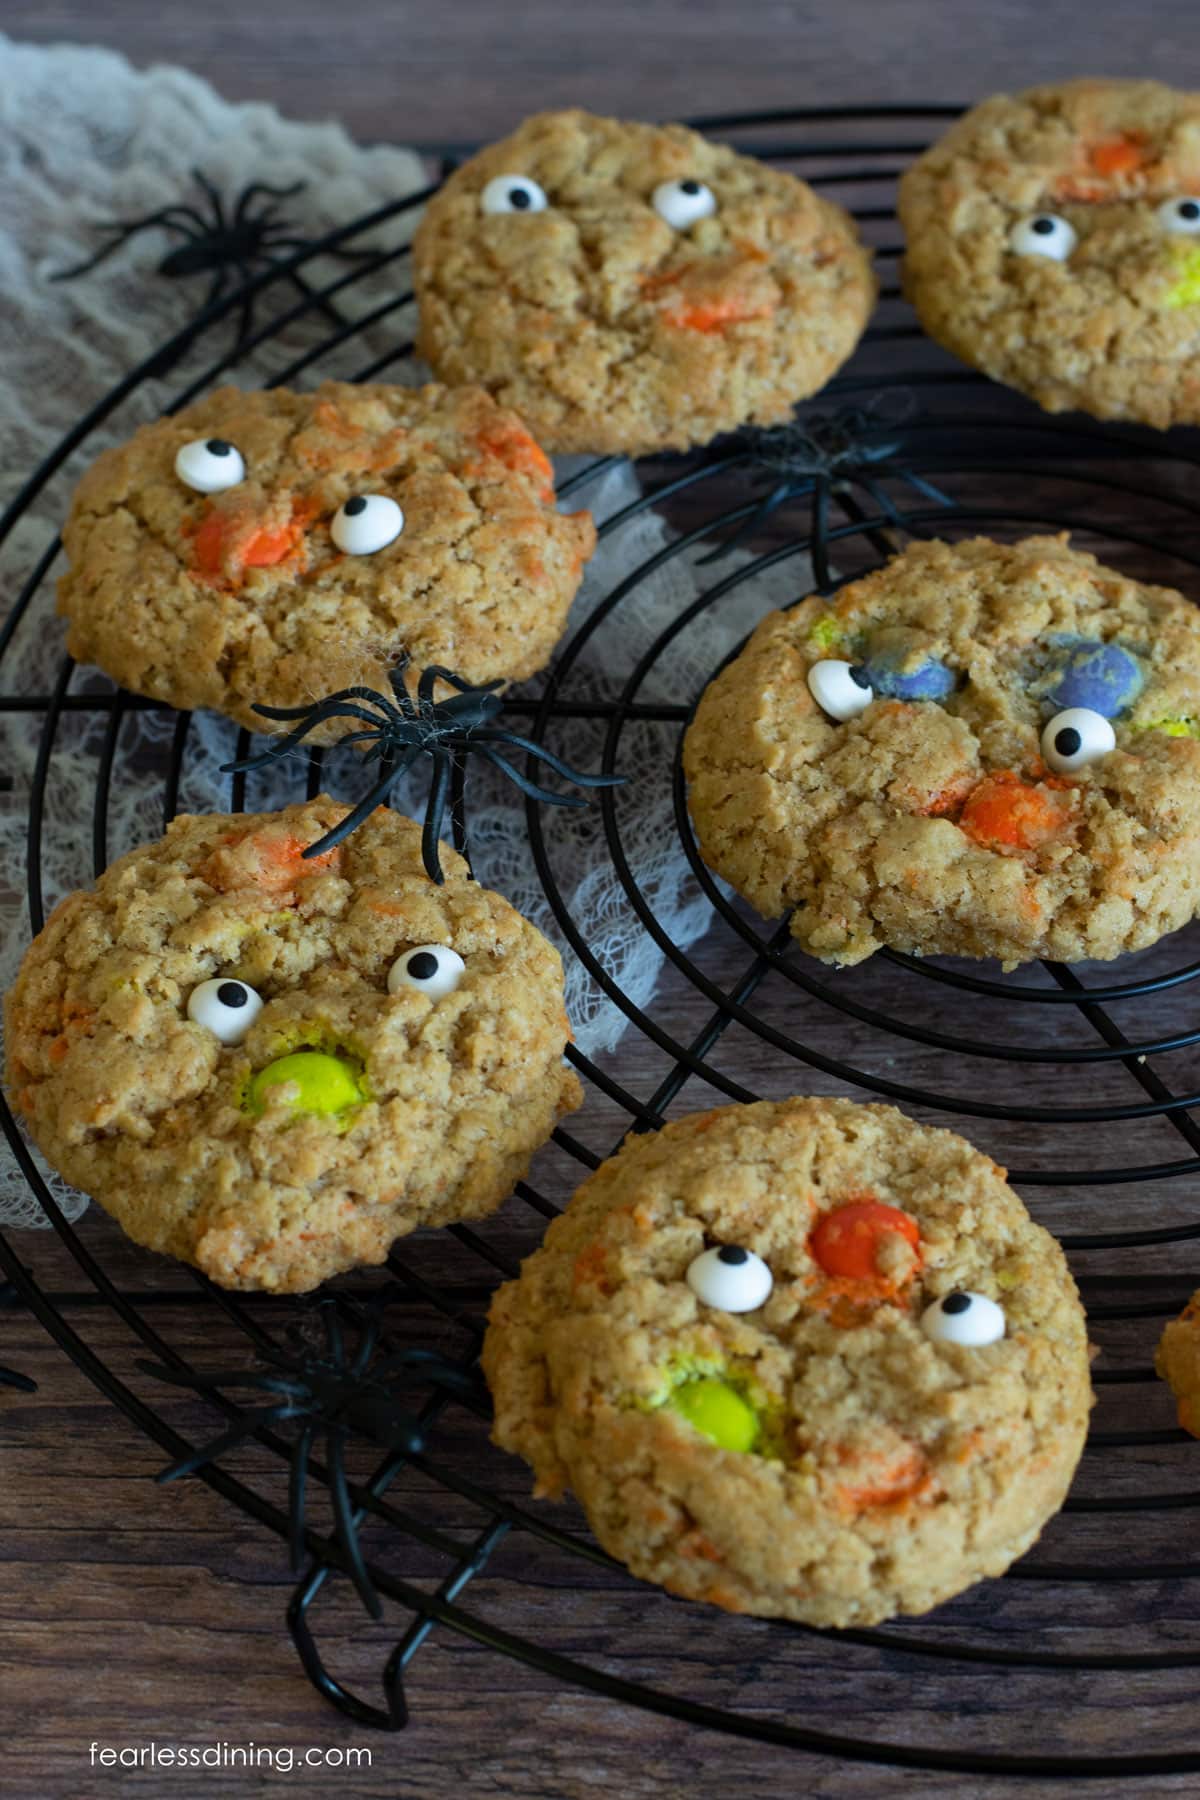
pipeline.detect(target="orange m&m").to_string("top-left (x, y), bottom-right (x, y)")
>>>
top-left (809, 1200), bottom-right (921, 1282)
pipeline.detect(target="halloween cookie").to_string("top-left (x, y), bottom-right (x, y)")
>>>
top-left (57, 381), bottom-right (595, 734)
top-left (899, 79), bottom-right (1200, 426)
top-left (1155, 1289), bottom-right (1200, 1434)
top-left (5, 798), bottom-right (581, 1292)
top-left (484, 1097), bottom-right (1092, 1626)
top-left (683, 534), bottom-right (1200, 966)
top-left (412, 108), bottom-right (876, 455)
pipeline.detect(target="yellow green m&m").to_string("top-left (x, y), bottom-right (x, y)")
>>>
top-left (244, 1050), bottom-right (363, 1119)
top-left (667, 1375), bottom-right (760, 1454)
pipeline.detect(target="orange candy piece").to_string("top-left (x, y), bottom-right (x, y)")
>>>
top-left (809, 1200), bottom-right (920, 1281)
top-left (1089, 134), bottom-right (1146, 177)
top-left (959, 770), bottom-right (1072, 855)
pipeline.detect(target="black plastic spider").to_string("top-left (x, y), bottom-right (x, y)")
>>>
top-left (223, 655), bottom-right (625, 883)
top-left (53, 170), bottom-right (376, 358)
top-left (140, 1296), bottom-right (482, 1618)
top-left (699, 392), bottom-right (949, 572)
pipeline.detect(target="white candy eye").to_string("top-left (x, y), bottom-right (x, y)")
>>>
top-left (331, 494), bottom-right (404, 556)
top-left (1159, 197), bottom-right (1200, 236)
top-left (921, 1290), bottom-right (1006, 1347)
top-left (387, 944), bottom-right (466, 999)
top-left (1009, 213), bottom-right (1077, 260)
top-left (174, 437), bottom-right (246, 494)
top-left (686, 1244), bottom-right (773, 1313)
top-left (481, 174), bottom-right (548, 216)
top-left (1041, 706), bottom-right (1115, 774)
top-left (187, 977), bottom-right (264, 1045)
top-left (652, 178), bottom-right (717, 230)
top-left (808, 658), bottom-right (873, 722)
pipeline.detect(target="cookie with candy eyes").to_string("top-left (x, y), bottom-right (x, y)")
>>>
top-left (684, 533), bottom-right (1200, 966)
top-left (899, 79), bottom-right (1200, 427)
top-left (57, 380), bottom-right (595, 736)
top-left (412, 108), bottom-right (876, 455)
top-left (483, 1097), bottom-right (1092, 1627)
top-left (4, 798), bottom-right (581, 1293)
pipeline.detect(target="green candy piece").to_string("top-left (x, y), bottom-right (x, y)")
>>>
top-left (245, 1050), bottom-right (363, 1119)
top-left (667, 1376), bottom-right (759, 1454)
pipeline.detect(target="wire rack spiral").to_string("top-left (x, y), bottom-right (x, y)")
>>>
top-left (4, 106), bottom-right (1200, 1780)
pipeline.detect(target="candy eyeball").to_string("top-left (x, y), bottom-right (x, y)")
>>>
top-left (1159, 197), bottom-right (1200, 236)
top-left (920, 1290), bottom-right (1006, 1347)
top-left (1041, 706), bottom-right (1116, 774)
top-left (387, 944), bottom-right (466, 1000)
top-left (187, 977), bottom-right (264, 1045)
top-left (331, 494), bottom-right (404, 556)
top-left (174, 437), bottom-right (246, 494)
top-left (808, 659), bottom-right (873, 722)
top-left (686, 1244), bottom-right (774, 1313)
top-left (652, 177), bottom-right (717, 230)
top-left (1010, 213), bottom-right (1077, 261)
top-left (481, 174), bottom-right (548, 215)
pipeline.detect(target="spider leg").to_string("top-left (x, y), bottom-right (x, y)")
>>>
top-left (421, 665), bottom-right (504, 698)
top-left (191, 169), bottom-right (226, 230)
top-left (288, 1421), bottom-right (317, 1573)
top-left (299, 755), bottom-right (420, 860)
top-left (137, 1358), bottom-right (308, 1399)
top-left (421, 752), bottom-right (453, 886)
top-left (351, 1308), bottom-right (382, 1379)
top-left (477, 747), bottom-right (590, 809)
top-left (470, 729), bottom-right (624, 788)
top-left (695, 478), bottom-right (801, 565)
top-left (265, 233), bottom-right (381, 263)
top-left (327, 1425), bottom-right (382, 1619)
top-left (231, 258), bottom-right (256, 356)
top-left (417, 663), bottom-right (440, 708)
top-left (252, 688), bottom-right (401, 723)
top-left (155, 1403), bottom-right (299, 1483)
top-left (50, 209), bottom-right (205, 280)
top-left (234, 179), bottom-right (306, 222)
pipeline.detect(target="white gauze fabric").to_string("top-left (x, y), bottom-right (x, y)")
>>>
top-left (0, 38), bottom-right (814, 1226)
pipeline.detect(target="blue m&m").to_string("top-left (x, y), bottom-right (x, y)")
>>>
top-left (864, 653), bottom-right (956, 702)
top-left (1046, 640), bottom-right (1142, 719)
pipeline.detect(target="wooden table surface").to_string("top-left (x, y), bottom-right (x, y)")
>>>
top-left (5, 8), bottom-right (1200, 1797)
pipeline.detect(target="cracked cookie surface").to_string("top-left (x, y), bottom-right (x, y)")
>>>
top-left (413, 109), bottom-right (875, 455)
top-left (58, 381), bottom-right (595, 734)
top-left (484, 1097), bottom-right (1092, 1626)
top-left (5, 798), bottom-right (581, 1293)
top-left (900, 79), bottom-right (1200, 425)
top-left (684, 534), bottom-right (1200, 966)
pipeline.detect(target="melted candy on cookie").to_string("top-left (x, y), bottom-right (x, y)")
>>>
top-left (245, 1050), bottom-right (364, 1119)
top-left (667, 1375), bottom-right (760, 1454)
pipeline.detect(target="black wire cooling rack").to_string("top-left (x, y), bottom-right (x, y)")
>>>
top-left (5, 106), bottom-right (1200, 1780)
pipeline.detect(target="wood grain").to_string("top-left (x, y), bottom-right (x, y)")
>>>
top-left (6, 10), bottom-right (1200, 1796)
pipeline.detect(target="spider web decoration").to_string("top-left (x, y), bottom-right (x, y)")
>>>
top-left (7, 105), bottom-right (1200, 1778)
top-left (53, 169), bottom-right (382, 370)
top-left (225, 654), bottom-right (626, 882)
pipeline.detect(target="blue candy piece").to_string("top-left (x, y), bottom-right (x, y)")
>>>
top-left (1047, 640), bottom-right (1142, 719)
top-left (864, 655), bottom-right (956, 702)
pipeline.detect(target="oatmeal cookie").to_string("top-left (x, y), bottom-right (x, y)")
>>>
top-left (58, 381), bottom-right (595, 734)
top-left (900, 79), bottom-right (1200, 426)
top-left (684, 534), bottom-right (1200, 965)
top-left (1156, 1289), bottom-right (1200, 1435)
top-left (413, 108), bottom-right (875, 455)
top-left (5, 798), bottom-right (581, 1292)
top-left (484, 1097), bottom-right (1092, 1626)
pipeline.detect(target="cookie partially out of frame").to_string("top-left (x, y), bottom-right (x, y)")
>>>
top-left (484, 1097), bottom-right (1092, 1627)
top-left (413, 108), bottom-right (876, 455)
top-left (58, 381), bottom-right (595, 734)
top-left (900, 79), bottom-right (1200, 426)
top-left (684, 534), bottom-right (1200, 967)
top-left (5, 798), bottom-right (581, 1293)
